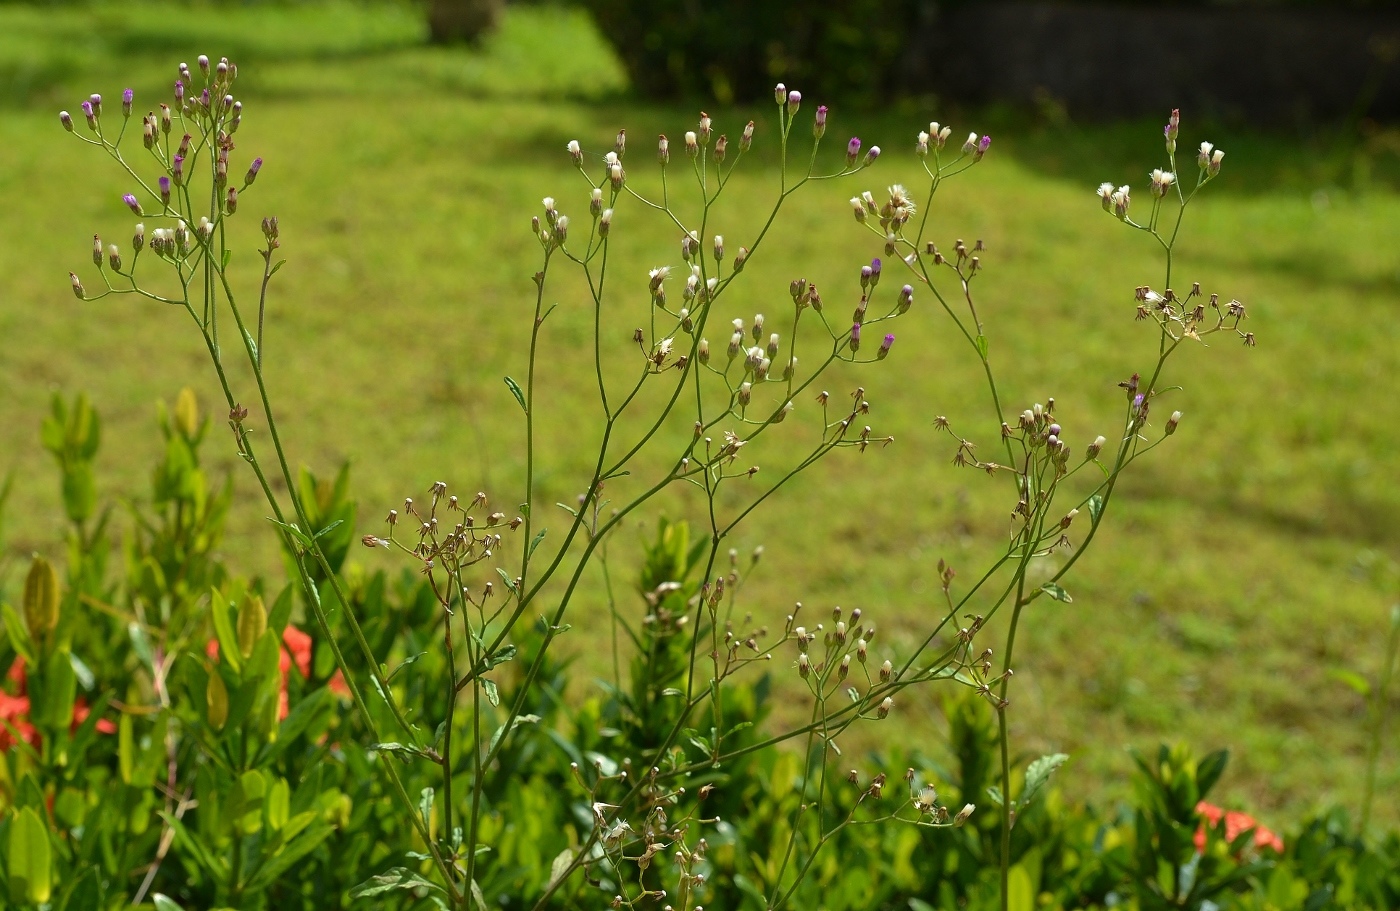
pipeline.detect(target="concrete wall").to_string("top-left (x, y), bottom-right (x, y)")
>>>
top-left (914, 2), bottom-right (1400, 124)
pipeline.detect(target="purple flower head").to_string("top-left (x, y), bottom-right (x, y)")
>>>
top-left (1166, 108), bottom-right (1179, 141)
top-left (846, 136), bottom-right (861, 166)
top-left (1132, 393), bottom-right (1145, 413)
top-left (774, 82), bottom-right (786, 105)
top-left (159, 176), bottom-right (171, 205)
top-left (972, 135), bottom-right (991, 162)
top-left (859, 264), bottom-right (873, 289)
top-left (787, 90), bottom-right (801, 116)
top-left (246, 156), bottom-right (263, 185)
top-left (81, 101), bottom-right (96, 130)
top-left (862, 145), bottom-right (881, 167)
top-left (870, 257), bottom-right (882, 276)
top-left (878, 333), bottom-right (895, 359)
top-left (198, 88), bottom-right (210, 108)
top-left (172, 155), bottom-right (185, 187)
top-left (122, 193), bottom-right (142, 216)
top-left (174, 80), bottom-right (184, 102)
top-left (850, 323), bottom-right (862, 351)
top-left (89, 94), bottom-right (102, 115)
top-left (813, 104), bottom-right (828, 140)
top-left (198, 54), bottom-right (210, 74)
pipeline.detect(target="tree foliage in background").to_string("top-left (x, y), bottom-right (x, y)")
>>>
top-left (582, 0), bottom-right (925, 103)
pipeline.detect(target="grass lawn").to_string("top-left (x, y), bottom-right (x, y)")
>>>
top-left (1, 1), bottom-right (1397, 828)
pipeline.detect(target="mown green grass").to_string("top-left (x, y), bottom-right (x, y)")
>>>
top-left (1, 2), bottom-right (1397, 828)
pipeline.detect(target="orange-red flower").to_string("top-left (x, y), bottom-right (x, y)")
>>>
top-left (1, 659), bottom-right (115, 750)
top-left (1194, 800), bottom-right (1284, 854)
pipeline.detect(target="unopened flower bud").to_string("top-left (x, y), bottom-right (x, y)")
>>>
top-left (1166, 410), bottom-right (1182, 435)
top-left (92, 234), bottom-right (103, 267)
top-left (121, 87), bottom-right (134, 117)
top-left (813, 104), bottom-right (828, 139)
top-left (108, 244), bottom-right (121, 271)
top-left (862, 145), bottom-right (880, 167)
top-left (159, 103), bottom-right (171, 133)
top-left (698, 112), bottom-right (711, 145)
top-left (245, 156), bottom-right (262, 186)
top-left (849, 323), bottom-right (861, 352)
top-left (226, 186), bottom-right (238, 215)
top-left (963, 132), bottom-right (978, 155)
top-left (974, 135), bottom-right (991, 162)
top-left (598, 209), bottom-right (613, 237)
top-left (740, 120), bottom-right (754, 152)
top-left (897, 284), bottom-right (913, 313)
top-left (133, 223), bottom-right (145, 251)
top-left (69, 272), bottom-right (85, 299)
top-left (614, 128), bottom-right (626, 158)
top-left (198, 54), bottom-right (210, 75)
top-left (738, 382), bottom-right (751, 407)
top-left (89, 93), bottom-right (102, 116)
top-left (878, 333), bottom-right (894, 360)
top-left (879, 659), bottom-right (892, 682)
top-left (851, 197), bottom-right (866, 222)
top-left (82, 101), bottom-right (96, 130)
top-left (954, 803), bottom-right (975, 826)
top-left (59, 110), bottom-right (73, 131)
top-left (714, 133), bottom-right (728, 162)
top-left (697, 338), bottom-right (710, 364)
top-left (774, 82), bottom-right (786, 105)
top-left (1088, 435), bottom-right (1106, 458)
top-left (120, 192), bottom-right (142, 216)
top-left (1060, 508), bottom-right (1078, 529)
top-left (877, 696), bottom-right (893, 719)
top-left (554, 214), bottom-right (570, 244)
top-left (916, 131), bottom-right (929, 158)
top-left (846, 137), bottom-right (861, 167)
top-left (786, 90), bottom-right (801, 116)
top-left (172, 154), bottom-right (185, 187)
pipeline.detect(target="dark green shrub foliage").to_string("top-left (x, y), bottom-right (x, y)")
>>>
top-left (582, 0), bottom-right (921, 103)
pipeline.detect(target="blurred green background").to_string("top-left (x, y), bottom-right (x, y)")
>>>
top-left (0, 0), bottom-right (1397, 829)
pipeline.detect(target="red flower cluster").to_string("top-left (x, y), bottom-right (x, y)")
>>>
top-left (207, 624), bottom-right (348, 720)
top-left (0, 658), bottom-right (117, 751)
top-left (1194, 800), bottom-right (1284, 854)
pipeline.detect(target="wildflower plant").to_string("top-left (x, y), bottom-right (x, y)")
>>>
top-left (46, 52), bottom-right (1256, 911)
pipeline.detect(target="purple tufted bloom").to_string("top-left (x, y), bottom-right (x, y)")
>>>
top-left (862, 145), bottom-right (881, 167)
top-left (846, 137), bottom-right (861, 167)
top-left (870, 257), bottom-right (882, 276)
top-left (81, 101), bottom-right (96, 130)
top-left (122, 88), bottom-right (134, 116)
top-left (974, 135), bottom-right (991, 162)
top-left (849, 323), bottom-right (862, 352)
top-left (813, 104), bottom-right (828, 140)
top-left (89, 94), bottom-right (102, 116)
top-left (787, 90), bottom-right (801, 116)
top-left (878, 333), bottom-right (895, 359)
top-left (159, 176), bottom-right (171, 207)
top-left (122, 193), bottom-right (142, 216)
top-left (860, 264), bottom-right (873, 289)
top-left (174, 80), bottom-right (184, 103)
top-left (246, 156), bottom-right (263, 186)
top-left (1132, 393), bottom-right (1145, 415)
top-left (172, 155), bottom-right (184, 187)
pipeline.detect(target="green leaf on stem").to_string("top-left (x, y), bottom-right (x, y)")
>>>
top-left (975, 334), bottom-right (989, 360)
top-left (242, 329), bottom-right (258, 363)
top-left (385, 651), bottom-right (427, 683)
top-left (496, 567), bottom-right (518, 593)
top-left (1021, 752), bottom-right (1069, 808)
top-left (547, 848), bottom-right (576, 890)
top-left (483, 678), bottom-right (499, 707)
top-left (7, 806), bottom-right (51, 904)
top-left (221, 249), bottom-right (232, 270)
top-left (313, 519), bottom-right (344, 540)
top-left (528, 529), bottom-right (547, 559)
top-left (1328, 668), bottom-right (1370, 698)
top-left (504, 376), bottom-right (528, 414)
top-left (1039, 582), bottom-right (1072, 603)
top-left (1195, 749), bottom-right (1230, 799)
top-left (488, 713), bottom-right (541, 753)
top-left (985, 785), bottom-right (1004, 808)
top-left (481, 644), bottom-right (517, 671)
top-left (350, 868), bottom-right (448, 899)
top-left (1087, 494), bottom-right (1104, 524)
top-left (269, 260), bottom-right (286, 278)
top-left (372, 742), bottom-right (435, 762)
